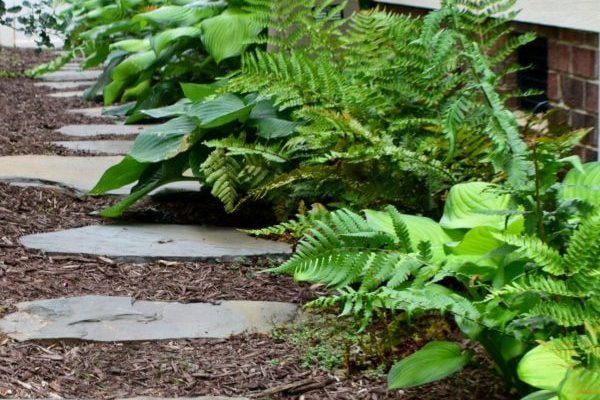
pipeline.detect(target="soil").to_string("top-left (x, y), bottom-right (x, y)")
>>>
top-left (0, 47), bottom-right (516, 399)
top-left (0, 47), bottom-right (133, 157)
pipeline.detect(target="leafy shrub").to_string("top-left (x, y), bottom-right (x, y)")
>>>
top-left (92, 0), bottom-right (535, 219)
top-left (31, 0), bottom-right (269, 121)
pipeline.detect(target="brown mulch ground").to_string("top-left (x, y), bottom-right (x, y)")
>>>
top-left (0, 47), bottom-right (516, 399)
top-left (0, 47), bottom-right (130, 157)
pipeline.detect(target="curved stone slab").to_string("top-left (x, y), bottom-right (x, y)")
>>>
top-left (67, 107), bottom-right (119, 119)
top-left (0, 296), bottom-right (297, 342)
top-left (0, 155), bottom-right (200, 195)
top-left (52, 140), bottom-right (134, 155)
top-left (47, 90), bottom-right (85, 98)
top-left (20, 224), bottom-right (292, 261)
top-left (40, 70), bottom-right (102, 82)
top-left (34, 80), bottom-right (96, 90)
top-left (57, 124), bottom-right (145, 137)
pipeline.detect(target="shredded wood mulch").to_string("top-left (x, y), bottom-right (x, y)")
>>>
top-left (0, 47), bottom-right (131, 157)
top-left (0, 47), bottom-right (515, 399)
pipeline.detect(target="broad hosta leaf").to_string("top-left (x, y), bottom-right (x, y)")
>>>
top-left (90, 156), bottom-right (149, 195)
top-left (99, 155), bottom-right (191, 218)
top-left (111, 50), bottom-right (157, 82)
top-left (559, 368), bottom-right (600, 400)
top-left (188, 94), bottom-right (251, 128)
top-left (200, 8), bottom-right (262, 63)
top-left (388, 341), bottom-right (473, 389)
top-left (122, 79), bottom-right (151, 102)
top-left (449, 219), bottom-right (522, 256)
top-left (253, 117), bottom-right (301, 139)
top-left (181, 81), bottom-right (225, 102)
top-left (440, 182), bottom-right (514, 230)
top-left (560, 162), bottom-right (600, 209)
top-left (130, 116), bottom-right (199, 163)
top-left (518, 342), bottom-right (577, 391)
top-left (151, 26), bottom-right (202, 56)
top-left (109, 38), bottom-right (151, 53)
top-left (521, 391), bottom-right (558, 400)
top-left (364, 210), bottom-right (452, 262)
top-left (142, 99), bottom-right (192, 119)
top-left (134, 5), bottom-right (218, 27)
top-left (103, 78), bottom-right (127, 105)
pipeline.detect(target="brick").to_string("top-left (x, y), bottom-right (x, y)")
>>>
top-left (559, 29), bottom-right (586, 45)
top-left (548, 72), bottom-right (560, 100)
top-left (559, 29), bottom-right (599, 47)
top-left (585, 147), bottom-right (599, 161)
top-left (586, 83), bottom-right (599, 114)
top-left (548, 42), bottom-right (571, 73)
top-left (561, 76), bottom-right (585, 109)
top-left (572, 47), bottom-right (598, 79)
top-left (514, 22), bottom-right (559, 40)
top-left (571, 111), bottom-right (597, 129)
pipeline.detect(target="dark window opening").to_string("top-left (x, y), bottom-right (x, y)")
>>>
top-left (517, 37), bottom-right (549, 111)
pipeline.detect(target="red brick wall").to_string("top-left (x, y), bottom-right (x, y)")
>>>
top-left (543, 28), bottom-right (599, 160)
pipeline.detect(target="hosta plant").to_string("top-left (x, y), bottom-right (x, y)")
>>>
top-left (32, 0), bottom-right (268, 121)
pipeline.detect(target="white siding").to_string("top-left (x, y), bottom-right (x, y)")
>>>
top-left (375, 0), bottom-right (600, 33)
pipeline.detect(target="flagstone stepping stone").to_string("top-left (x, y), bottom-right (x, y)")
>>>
top-left (0, 296), bottom-right (297, 342)
top-left (47, 90), bottom-right (85, 98)
top-left (0, 155), bottom-right (199, 195)
top-left (34, 80), bottom-right (96, 89)
top-left (67, 107), bottom-right (119, 119)
top-left (20, 224), bottom-right (292, 261)
top-left (57, 124), bottom-right (145, 137)
top-left (40, 70), bottom-right (102, 82)
top-left (52, 140), bottom-right (134, 155)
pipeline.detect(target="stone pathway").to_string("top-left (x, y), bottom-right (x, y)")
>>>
top-left (47, 90), bottom-right (87, 98)
top-left (0, 296), bottom-right (297, 342)
top-left (0, 60), bottom-right (300, 397)
top-left (20, 224), bottom-right (292, 261)
top-left (67, 106), bottom-right (120, 118)
top-left (57, 124), bottom-right (145, 137)
top-left (34, 80), bottom-right (97, 89)
top-left (0, 155), bottom-right (199, 194)
top-left (40, 70), bottom-right (103, 82)
top-left (52, 140), bottom-right (134, 155)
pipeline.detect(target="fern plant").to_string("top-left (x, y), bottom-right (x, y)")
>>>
top-left (92, 0), bottom-right (538, 219)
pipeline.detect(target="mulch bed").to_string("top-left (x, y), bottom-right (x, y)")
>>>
top-left (0, 48), bottom-right (515, 399)
top-left (0, 47), bottom-right (133, 157)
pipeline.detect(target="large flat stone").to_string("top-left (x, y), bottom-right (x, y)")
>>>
top-left (0, 155), bottom-right (200, 195)
top-left (67, 107), bottom-right (119, 119)
top-left (57, 124), bottom-right (144, 137)
top-left (47, 90), bottom-right (85, 98)
top-left (0, 296), bottom-right (297, 342)
top-left (34, 80), bottom-right (96, 90)
top-left (20, 224), bottom-right (292, 261)
top-left (40, 70), bottom-right (102, 82)
top-left (52, 140), bottom-right (134, 155)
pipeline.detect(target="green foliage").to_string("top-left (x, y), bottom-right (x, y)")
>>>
top-left (31, 0), bottom-right (269, 121)
top-left (269, 155), bottom-right (600, 395)
top-left (92, 0), bottom-right (536, 219)
top-left (388, 341), bottom-right (473, 389)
